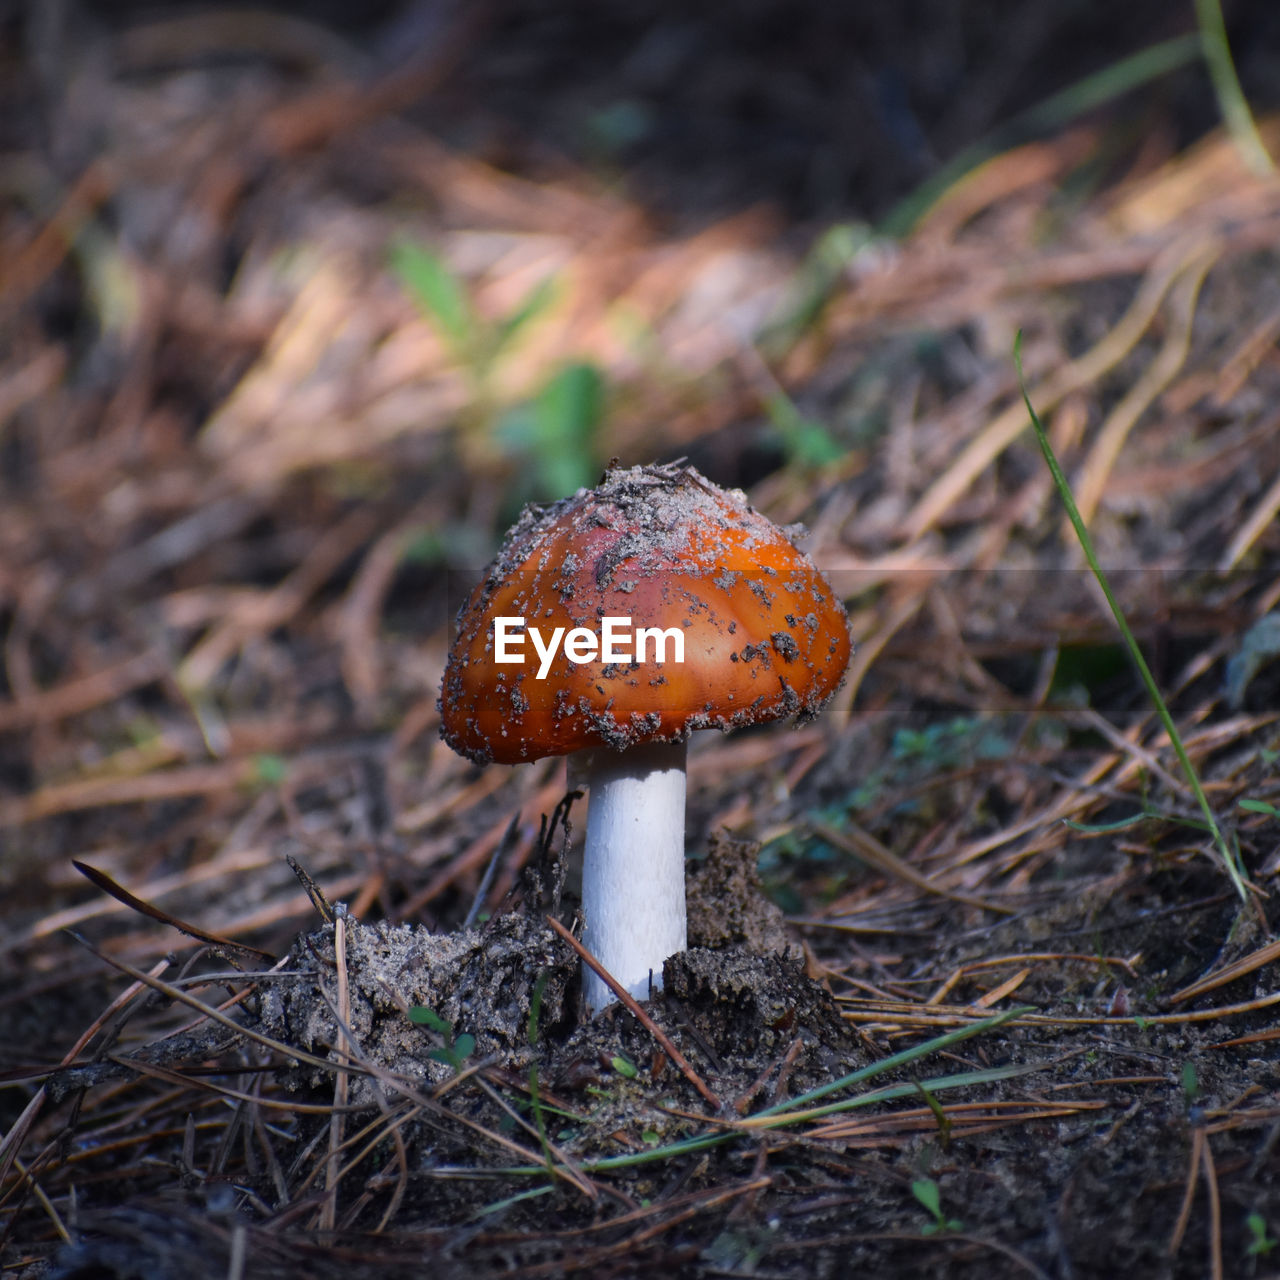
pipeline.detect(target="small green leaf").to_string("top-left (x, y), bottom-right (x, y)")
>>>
top-left (495, 361), bottom-right (605, 500)
top-left (611, 1054), bottom-right (638, 1079)
top-left (911, 1178), bottom-right (943, 1219)
top-left (391, 240), bottom-right (475, 354)
top-left (493, 275), bottom-right (559, 356)
top-left (763, 390), bottom-right (842, 467)
top-left (252, 754), bottom-right (288, 787)
top-left (1181, 1061), bottom-right (1200, 1101)
top-left (532, 362), bottom-right (604, 496)
top-left (911, 1176), bottom-right (962, 1233)
top-left (401, 526), bottom-right (445, 564)
top-left (409, 1006), bottom-right (451, 1034)
top-left (453, 1033), bottom-right (476, 1061)
top-left (1246, 1211), bottom-right (1276, 1256)
top-left (1239, 798), bottom-right (1279, 817)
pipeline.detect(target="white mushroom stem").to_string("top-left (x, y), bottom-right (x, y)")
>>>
top-left (580, 739), bottom-right (688, 1013)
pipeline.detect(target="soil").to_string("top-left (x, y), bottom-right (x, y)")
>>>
top-left (18, 835), bottom-right (1280, 1280)
top-left (3, 4), bottom-right (1280, 1279)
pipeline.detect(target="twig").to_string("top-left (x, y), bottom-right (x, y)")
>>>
top-left (810, 820), bottom-right (1013, 915)
top-left (73, 860), bottom-right (276, 961)
top-left (287, 854), bottom-right (335, 925)
top-left (1201, 1130), bottom-right (1224, 1280)
top-left (0, 648), bottom-right (165, 733)
top-left (321, 910), bottom-right (350, 1232)
top-left (1195, 0), bottom-right (1275, 177)
top-left (0, 759), bottom-right (257, 828)
top-left (1072, 245), bottom-right (1217, 525)
top-left (178, 506), bottom-right (379, 690)
top-left (1169, 935), bottom-right (1280, 1005)
top-left (1221, 462), bottom-right (1280, 570)
top-left (545, 915), bottom-right (721, 1110)
top-left (463, 813), bottom-right (520, 930)
top-left (904, 236), bottom-right (1208, 540)
top-left (64, 933), bottom-right (363, 1076)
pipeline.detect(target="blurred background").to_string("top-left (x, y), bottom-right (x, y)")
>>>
top-left (4, 0), bottom-right (1280, 933)
top-left (5, 0), bottom-right (1280, 1271)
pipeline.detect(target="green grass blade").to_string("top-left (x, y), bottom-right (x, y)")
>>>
top-left (1240, 798), bottom-right (1278, 818)
top-left (530, 1061), bottom-right (1038, 1174)
top-left (882, 35), bottom-right (1201, 237)
top-left (496, 1006), bottom-right (1037, 1177)
top-left (1014, 334), bottom-right (1250, 905)
top-left (758, 1004), bottom-right (1031, 1116)
top-left (753, 1062), bottom-right (1039, 1126)
top-left (493, 274), bottom-right (559, 357)
top-left (1194, 0), bottom-right (1274, 176)
top-left (390, 240), bottom-right (476, 354)
top-left (1063, 813), bottom-right (1151, 834)
top-left (532, 362), bottom-right (604, 496)
top-left (469, 1184), bottom-right (554, 1220)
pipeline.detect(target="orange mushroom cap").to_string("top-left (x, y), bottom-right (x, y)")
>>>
top-left (439, 462), bottom-right (852, 765)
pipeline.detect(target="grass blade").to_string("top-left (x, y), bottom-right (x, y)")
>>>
top-left (391, 240), bottom-right (476, 354)
top-left (1194, 0), bottom-right (1274, 177)
top-left (882, 35), bottom-right (1201, 237)
top-left (1014, 333), bottom-right (1251, 906)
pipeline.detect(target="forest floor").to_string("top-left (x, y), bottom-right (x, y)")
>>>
top-left (2, 5), bottom-right (1280, 1278)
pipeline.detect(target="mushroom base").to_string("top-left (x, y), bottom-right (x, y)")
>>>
top-left (580, 740), bottom-right (688, 1012)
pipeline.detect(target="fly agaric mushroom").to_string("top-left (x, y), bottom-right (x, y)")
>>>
top-left (439, 462), bottom-right (851, 1011)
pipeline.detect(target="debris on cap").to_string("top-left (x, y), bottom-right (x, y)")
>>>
top-left (439, 461), bottom-right (852, 765)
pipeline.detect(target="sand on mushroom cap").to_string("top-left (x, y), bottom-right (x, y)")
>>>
top-left (439, 461), bottom-right (851, 764)
top-left (438, 461), bottom-right (852, 1010)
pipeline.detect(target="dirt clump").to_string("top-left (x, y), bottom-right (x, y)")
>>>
top-left (687, 829), bottom-right (801, 959)
top-left (257, 912), bottom-right (578, 1102)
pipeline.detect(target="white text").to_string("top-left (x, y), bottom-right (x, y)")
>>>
top-left (493, 616), bottom-right (684, 679)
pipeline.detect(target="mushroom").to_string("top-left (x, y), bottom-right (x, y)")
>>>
top-left (439, 462), bottom-right (851, 1011)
